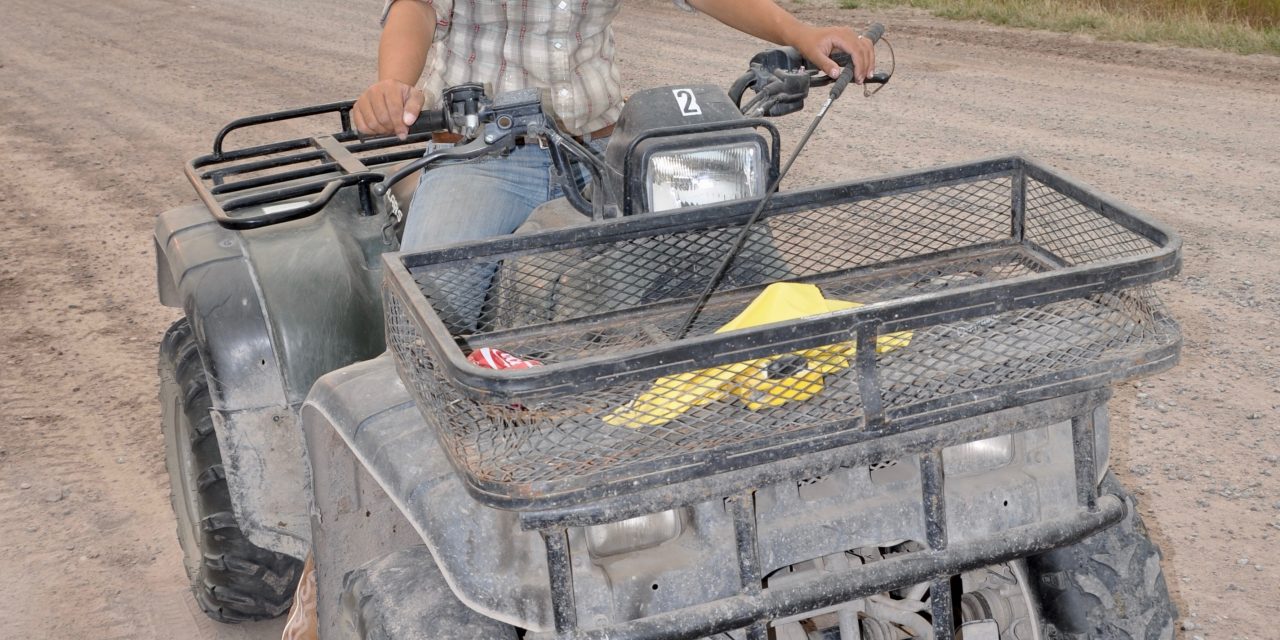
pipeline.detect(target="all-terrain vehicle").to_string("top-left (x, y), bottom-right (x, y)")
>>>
top-left (157, 26), bottom-right (1182, 639)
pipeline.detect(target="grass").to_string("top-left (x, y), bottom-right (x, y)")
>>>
top-left (835, 0), bottom-right (1280, 55)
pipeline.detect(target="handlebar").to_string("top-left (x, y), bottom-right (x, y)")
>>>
top-left (730, 23), bottom-right (890, 117)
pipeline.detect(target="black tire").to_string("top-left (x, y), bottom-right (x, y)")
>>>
top-left (1029, 471), bottom-right (1177, 640)
top-left (342, 546), bottom-right (517, 640)
top-left (160, 319), bottom-right (302, 623)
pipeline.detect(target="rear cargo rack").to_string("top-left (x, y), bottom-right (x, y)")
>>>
top-left (384, 155), bottom-right (1182, 511)
top-left (186, 101), bottom-right (433, 229)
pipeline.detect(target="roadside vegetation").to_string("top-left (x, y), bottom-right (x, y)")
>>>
top-left (835, 0), bottom-right (1280, 55)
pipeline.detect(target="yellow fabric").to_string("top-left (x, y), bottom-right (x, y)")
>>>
top-left (603, 283), bottom-right (913, 428)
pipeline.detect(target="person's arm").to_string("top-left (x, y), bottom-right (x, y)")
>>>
top-left (353, 0), bottom-right (437, 138)
top-left (684, 0), bottom-right (875, 83)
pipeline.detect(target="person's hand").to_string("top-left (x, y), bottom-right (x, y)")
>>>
top-left (353, 79), bottom-right (426, 139)
top-left (788, 25), bottom-right (876, 84)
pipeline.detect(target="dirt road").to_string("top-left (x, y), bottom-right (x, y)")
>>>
top-left (1, 0), bottom-right (1277, 638)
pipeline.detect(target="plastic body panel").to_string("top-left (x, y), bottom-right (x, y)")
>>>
top-left (300, 353), bottom-right (1112, 634)
top-left (153, 188), bottom-right (391, 557)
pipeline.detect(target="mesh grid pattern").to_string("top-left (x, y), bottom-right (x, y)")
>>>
top-left (385, 172), bottom-right (1176, 497)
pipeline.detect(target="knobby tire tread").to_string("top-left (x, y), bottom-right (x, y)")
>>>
top-left (160, 319), bottom-right (302, 623)
top-left (1030, 471), bottom-right (1177, 640)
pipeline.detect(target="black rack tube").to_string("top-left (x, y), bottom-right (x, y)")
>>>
top-left (855, 323), bottom-right (885, 428)
top-left (1011, 167), bottom-right (1027, 242)
top-left (541, 528), bottom-right (578, 632)
top-left (1071, 413), bottom-right (1098, 511)
top-left (930, 576), bottom-right (956, 639)
top-left (729, 494), bottom-right (762, 595)
top-left (920, 451), bottom-right (948, 551)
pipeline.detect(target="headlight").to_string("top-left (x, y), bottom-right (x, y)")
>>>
top-left (585, 510), bottom-right (684, 558)
top-left (646, 143), bottom-right (765, 212)
top-left (942, 435), bottom-right (1013, 476)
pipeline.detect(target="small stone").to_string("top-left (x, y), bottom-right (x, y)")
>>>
top-left (44, 489), bottom-right (65, 503)
top-left (1238, 557), bottom-right (1250, 565)
top-left (64, 544), bottom-right (75, 551)
top-left (1256, 564), bottom-right (1264, 571)
top-left (1247, 412), bottom-right (1263, 420)
top-left (19, 482), bottom-right (31, 490)
top-left (1137, 392), bottom-right (1150, 400)
top-left (1182, 621), bottom-right (1197, 631)
top-left (115, 457), bottom-right (125, 464)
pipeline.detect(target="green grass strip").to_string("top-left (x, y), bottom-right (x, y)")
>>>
top-left (836, 0), bottom-right (1280, 55)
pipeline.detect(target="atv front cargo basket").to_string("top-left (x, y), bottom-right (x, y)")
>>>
top-left (383, 156), bottom-right (1181, 509)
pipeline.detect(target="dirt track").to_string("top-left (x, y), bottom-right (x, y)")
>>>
top-left (1, 0), bottom-right (1278, 638)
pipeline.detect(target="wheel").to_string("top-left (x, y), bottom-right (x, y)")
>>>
top-left (160, 318), bottom-right (302, 622)
top-left (1028, 471), bottom-right (1178, 640)
top-left (341, 546), bottom-right (518, 640)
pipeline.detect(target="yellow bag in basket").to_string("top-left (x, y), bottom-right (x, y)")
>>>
top-left (603, 283), bottom-right (913, 428)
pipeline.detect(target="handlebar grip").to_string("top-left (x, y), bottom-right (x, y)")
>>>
top-left (863, 23), bottom-right (885, 44)
top-left (406, 108), bottom-right (448, 135)
top-left (826, 24), bottom-right (884, 70)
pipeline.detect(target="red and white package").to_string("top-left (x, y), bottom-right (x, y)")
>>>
top-left (467, 347), bottom-right (542, 370)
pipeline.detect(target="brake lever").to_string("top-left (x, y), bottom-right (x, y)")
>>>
top-left (373, 133), bottom-right (515, 197)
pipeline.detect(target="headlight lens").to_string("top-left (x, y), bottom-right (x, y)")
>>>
top-left (585, 510), bottom-right (683, 558)
top-left (646, 142), bottom-right (765, 212)
top-left (942, 435), bottom-right (1014, 476)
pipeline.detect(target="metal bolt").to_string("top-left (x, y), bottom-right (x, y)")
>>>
top-left (484, 134), bottom-right (496, 144)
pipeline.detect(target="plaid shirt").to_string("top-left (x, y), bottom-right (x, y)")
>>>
top-left (381, 0), bottom-right (693, 135)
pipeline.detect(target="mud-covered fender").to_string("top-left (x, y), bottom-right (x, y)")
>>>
top-left (154, 191), bottom-right (390, 559)
top-left (301, 355), bottom-right (559, 634)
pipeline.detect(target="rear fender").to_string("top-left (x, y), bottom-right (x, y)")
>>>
top-left (154, 190), bottom-right (390, 558)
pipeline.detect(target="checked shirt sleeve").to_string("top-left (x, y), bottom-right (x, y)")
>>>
top-left (380, 0), bottom-right (453, 43)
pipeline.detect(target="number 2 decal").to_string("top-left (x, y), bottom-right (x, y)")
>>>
top-left (673, 88), bottom-right (702, 116)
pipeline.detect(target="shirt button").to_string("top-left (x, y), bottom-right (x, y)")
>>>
top-left (553, 41), bottom-right (564, 50)
top-left (559, 88), bottom-right (570, 97)
top-left (557, 0), bottom-right (567, 8)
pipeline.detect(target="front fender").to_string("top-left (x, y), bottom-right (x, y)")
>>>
top-left (154, 190), bottom-right (390, 558)
top-left (301, 355), bottom-right (556, 634)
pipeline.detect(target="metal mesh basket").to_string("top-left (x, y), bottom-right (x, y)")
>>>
top-left (383, 156), bottom-right (1181, 509)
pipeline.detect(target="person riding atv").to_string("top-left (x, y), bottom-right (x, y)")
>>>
top-left (358, 0), bottom-right (875, 255)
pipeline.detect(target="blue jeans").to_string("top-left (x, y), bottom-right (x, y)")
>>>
top-left (401, 140), bottom-right (601, 331)
top-left (402, 141), bottom-right (591, 251)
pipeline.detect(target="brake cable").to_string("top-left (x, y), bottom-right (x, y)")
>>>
top-left (674, 32), bottom-right (890, 339)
